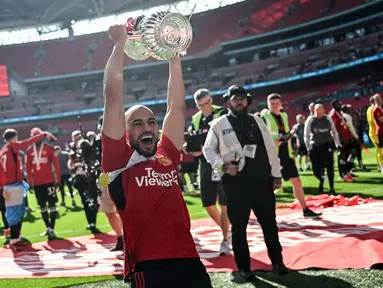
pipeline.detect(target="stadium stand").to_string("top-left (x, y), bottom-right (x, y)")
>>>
top-left (0, 0), bottom-right (366, 77)
top-left (0, 0), bottom-right (382, 148)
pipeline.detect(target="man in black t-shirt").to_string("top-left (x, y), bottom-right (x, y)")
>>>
top-left (189, 89), bottom-right (230, 256)
top-left (291, 114), bottom-right (310, 171)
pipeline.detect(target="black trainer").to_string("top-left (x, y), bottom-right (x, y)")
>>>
top-left (110, 236), bottom-right (124, 251)
top-left (329, 189), bottom-right (337, 196)
top-left (318, 180), bottom-right (324, 194)
top-left (238, 270), bottom-right (255, 281)
top-left (272, 263), bottom-right (289, 275)
top-left (303, 208), bottom-right (322, 218)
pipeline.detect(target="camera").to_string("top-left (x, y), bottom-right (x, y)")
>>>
top-left (184, 132), bottom-right (202, 152)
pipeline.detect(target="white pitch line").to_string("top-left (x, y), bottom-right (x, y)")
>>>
top-left (20, 211), bottom-right (208, 240)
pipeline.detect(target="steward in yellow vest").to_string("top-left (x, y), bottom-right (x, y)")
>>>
top-left (261, 110), bottom-right (294, 158)
top-left (262, 93), bottom-right (322, 219)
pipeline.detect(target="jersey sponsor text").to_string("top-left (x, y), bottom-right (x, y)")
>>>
top-left (135, 167), bottom-right (178, 187)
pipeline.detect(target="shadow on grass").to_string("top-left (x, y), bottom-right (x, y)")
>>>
top-left (230, 270), bottom-right (353, 288)
top-left (23, 211), bottom-right (39, 223)
top-left (64, 206), bottom-right (84, 213)
top-left (340, 192), bottom-right (383, 200)
top-left (183, 199), bottom-right (196, 206)
top-left (260, 270), bottom-right (353, 288)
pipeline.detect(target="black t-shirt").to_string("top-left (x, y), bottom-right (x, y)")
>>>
top-left (226, 114), bottom-right (271, 182)
top-left (193, 108), bottom-right (227, 162)
top-left (271, 113), bottom-right (289, 158)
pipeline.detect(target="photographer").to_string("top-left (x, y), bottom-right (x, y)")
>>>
top-left (189, 88), bottom-right (230, 256)
top-left (180, 132), bottom-right (198, 195)
top-left (68, 130), bottom-right (99, 233)
top-left (97, 116), bottom-right (124, 251)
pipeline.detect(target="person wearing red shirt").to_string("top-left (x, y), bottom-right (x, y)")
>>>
top-left (0, 160), bottom-right (9, 239)
top-left (0, 128), bottom-right (55, 251)
top-left (329, 100), bottom-right (354, 182)
top-left (26, 127), bottom-right (61, 240)
top-left (101, 25), bottom-right (212, 287)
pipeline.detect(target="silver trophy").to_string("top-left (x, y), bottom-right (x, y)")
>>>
top-left (124, 11), bottom-right (193, 61)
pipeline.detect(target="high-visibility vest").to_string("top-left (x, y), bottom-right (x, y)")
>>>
top-left (191, 105), bottom-right (224, 131)
top-left (262, 110), bottom-right (293, 157)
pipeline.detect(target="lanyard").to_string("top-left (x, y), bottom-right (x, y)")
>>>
top-left (33, 143), bottom-right (44, 170)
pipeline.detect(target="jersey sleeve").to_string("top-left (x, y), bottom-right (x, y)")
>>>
top-left (157, 134), bottom-right (180, 169)
top-left (102, 132), bottom-right (134, 172)
top-left (25, 149), bottom-right (33, 185)
top-left (0, 160), bottom-right (5, 189)
top-left (11, 134), bottom-right (45, 152)
top-left (374, 107), bottom-right (383, 120)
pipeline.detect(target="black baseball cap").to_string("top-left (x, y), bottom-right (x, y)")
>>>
top-left (223, 85), bottom-right (249, 102)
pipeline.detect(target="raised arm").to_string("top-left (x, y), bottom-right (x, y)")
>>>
top-left (162, 55), bottom-right (186, 150)
top-left (11, 132), bottom-right (55, 152)
top-left (102, 25), bottom-right (127, 140)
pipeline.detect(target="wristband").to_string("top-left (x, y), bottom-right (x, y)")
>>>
top-left (217, 162), bottom-right (223, 172)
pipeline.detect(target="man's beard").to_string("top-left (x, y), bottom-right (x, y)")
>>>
top-left (130, 138), bottom-right (158, 158)
top-left (229, 105), bottom-right (248, 117)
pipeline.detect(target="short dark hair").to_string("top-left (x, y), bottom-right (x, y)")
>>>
top-left (194, 89), bottom-right (211, 101)
top-left (370, 96), bottom-right (375, 105)
top-left (341, 104), bottom-right (349, 113)
top-left (267, 93), bottom-right (282, 102)
top-left (331, 100), bottom-right (340, 108)
top-left (2, 129), bottom-right (18, 141)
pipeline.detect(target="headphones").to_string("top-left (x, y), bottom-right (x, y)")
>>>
top-left (223, 85), bottom-right (252, 105)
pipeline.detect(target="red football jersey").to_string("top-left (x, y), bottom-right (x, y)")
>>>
top-left (329, 110), bottom-right (351, 143)
top-left (180, 151), bottom-right (195, 163)
top-left (0, 134), bottom-right (45, 185)
top-left (26, 143), bottom-right (61, 186)
top-left (373, 106), bottom-right (383, 136)
top-left (102, 133), bottom-right (199, 279)
top-left (0, 160), bottom-right (5, 189)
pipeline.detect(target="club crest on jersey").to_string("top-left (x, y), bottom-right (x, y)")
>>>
top-left (157, 155), bottom-right (172, 166)
top-left (42, 151), bottom-right (47, 156)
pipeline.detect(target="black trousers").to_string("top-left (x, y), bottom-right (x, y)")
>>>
top-left (74, 175), bottom-right (98, 226)
top-left (310, 142), bottom-right (334, 190)
top-left (132, 258), bottom-right (212, 288)
top-left (222, 177), bottom-right (283, 271)
top-left (0, 190), bottom-right (9, 229)
top-left (59, 174), bottom-right (74, 201)
top-left (338, 142), bottom-right (353, 177)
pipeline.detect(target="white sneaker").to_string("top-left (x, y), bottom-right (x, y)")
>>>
top-left (219, 240), bottom-right (231, 256)
top-left (40, 229), bottom-right (49, 237)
